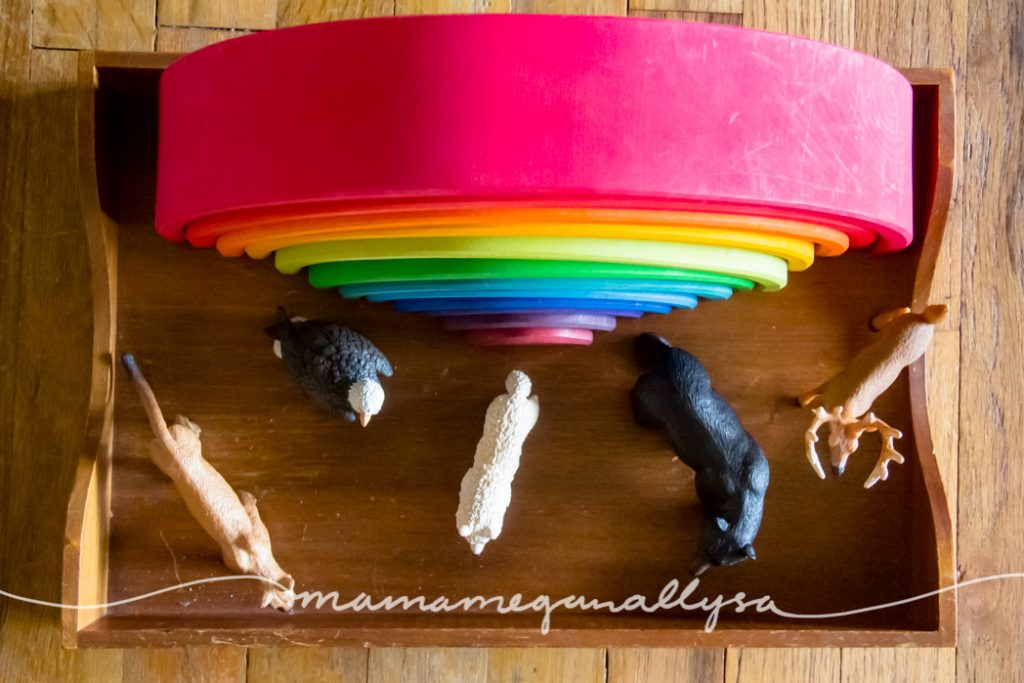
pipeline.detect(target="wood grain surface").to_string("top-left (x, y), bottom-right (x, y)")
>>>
top-left (0, 0), bottom-right (1019, 681)
top-left (61, 55), bottom-right (951, 649)
top-left (66, 59), bottom-right (949, 648)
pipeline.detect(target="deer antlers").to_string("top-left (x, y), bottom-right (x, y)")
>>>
top-left (801, 304), bottom-right (947, 488)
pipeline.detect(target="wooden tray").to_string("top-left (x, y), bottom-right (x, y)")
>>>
top-left (63, 51), bottom-right (956, 648)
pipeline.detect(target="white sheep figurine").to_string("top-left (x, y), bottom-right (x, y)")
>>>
top-left (456, 370), bottom-right (540, 555)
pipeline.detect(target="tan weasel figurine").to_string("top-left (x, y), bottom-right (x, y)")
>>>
top-left (800, 304), bottom-right (948, 488)
top-left (122, 353), bottom-right (295, 610)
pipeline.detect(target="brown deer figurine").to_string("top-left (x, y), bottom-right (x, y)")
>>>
top-left (800, 304), bottom-right (948, 488)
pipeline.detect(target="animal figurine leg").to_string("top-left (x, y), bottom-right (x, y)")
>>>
top-left (870, 306), bottom-right (912, 331)
top-left (239, 491), bottom-right (297, 609)
top-left (798, 382), bottom-right (829, 408)
top-left (632, 374), bottom-right (672, 429)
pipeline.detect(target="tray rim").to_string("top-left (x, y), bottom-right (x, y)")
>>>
top-left (61, 51), bottom-right (957, 648)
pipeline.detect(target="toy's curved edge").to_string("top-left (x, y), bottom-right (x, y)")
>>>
top-left (62, 51), bottom-right (117, 648)
top-left (900, 66), bottom-right (957, 645)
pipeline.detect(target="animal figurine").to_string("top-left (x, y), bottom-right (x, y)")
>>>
top-left (121, 353), bottom-right (295, 610)
top-left (456, 370), bottom-right (540, 555)
top-left (631, 333), bottom-right (769, 576)
top-left (265, 307), bottom-right (393, 426)
top-left (800, 304), bottom-right (948, 488)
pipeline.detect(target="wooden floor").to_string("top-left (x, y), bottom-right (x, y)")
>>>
top-left (1, 0), bottom-right (1020, 680)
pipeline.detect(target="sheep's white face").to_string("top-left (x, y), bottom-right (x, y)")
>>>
top-left (348, 378), bottom-right (385, 426)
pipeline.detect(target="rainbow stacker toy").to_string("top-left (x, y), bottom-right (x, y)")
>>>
top-left (155, 15), bottom-right (915, 345)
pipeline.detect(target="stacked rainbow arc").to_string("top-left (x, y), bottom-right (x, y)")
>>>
top-left (156, 15), bottom-right (914, 345)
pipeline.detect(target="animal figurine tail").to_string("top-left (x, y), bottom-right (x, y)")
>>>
top-left (121, 352), bottom-right (296, 610)
top-left (122, 352), bottom-right (174, 446)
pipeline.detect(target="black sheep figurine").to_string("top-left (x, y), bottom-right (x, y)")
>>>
top-left (265, 307), bottom-right (393, 426)
top-left (631, 333), bottom-right (769, 575)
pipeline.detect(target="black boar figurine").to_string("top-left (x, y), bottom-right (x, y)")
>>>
top-left (631, 333), bottom-right (769, 576)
